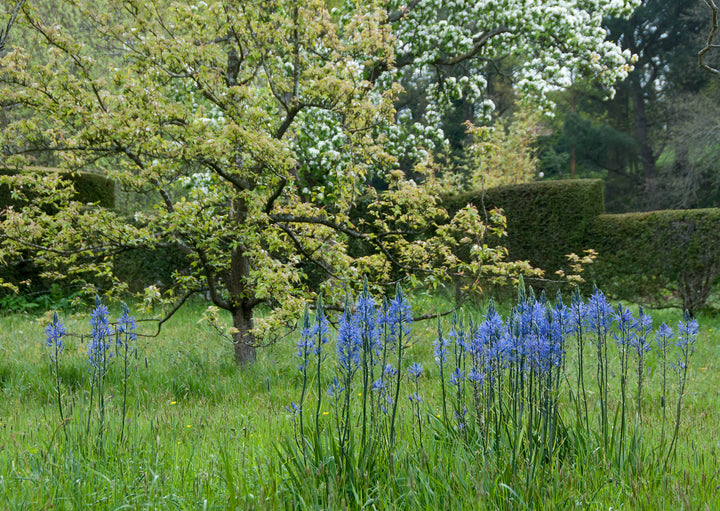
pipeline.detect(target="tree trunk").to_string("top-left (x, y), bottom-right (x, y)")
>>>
top-left (232, 305), bottom-right (257, 365)
top-left (630, 78), bottom-right (658, 206)
top-left (228, 194), bottom-right (257, 365)
top-left (570, 81), bottom-right (576, 178)
top-left (672, 142), bottom-right (693, 209)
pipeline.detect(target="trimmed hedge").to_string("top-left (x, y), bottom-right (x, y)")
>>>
top-left (445, 179), bottom-right (720, 312)
top-left (586, 209), bottom-right (720, 313)
top-left (444, 179), bottom-right (605, 274)
top-left (4, 169), bottom-right (719, 313)
top-left (0, 166), bottom-right (115, 209)
top-left (113, 245), bottom-right (190, 293)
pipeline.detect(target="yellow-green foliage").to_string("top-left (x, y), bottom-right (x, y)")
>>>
top-left (0, 166), bottom-right (114, 209)
top-left (466, 107), bottom-right (543, 190)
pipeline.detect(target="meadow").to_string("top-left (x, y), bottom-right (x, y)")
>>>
top-left (0, 287), bottom-right (719, 510)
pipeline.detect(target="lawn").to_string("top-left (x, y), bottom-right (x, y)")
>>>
top-left (0, 290), bottom-right (719, 510)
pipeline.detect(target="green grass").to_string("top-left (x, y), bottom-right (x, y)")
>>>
top-left (1, 296), bottom-right (719, 509)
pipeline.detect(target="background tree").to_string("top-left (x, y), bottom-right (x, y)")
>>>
top-left (0, 0), bottom-right (638, 365)
top-left (540, 0), bottom-right (718, 212)
top-left (0, 0), bottom-right (24, 57)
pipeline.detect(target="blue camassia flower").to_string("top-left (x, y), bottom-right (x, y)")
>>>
top-left (45, 311), bottom-right (66, 357)
top-left (655, 322), bottom-right (674, 349)
top-left (586, 289), bottom-right (614, 335)
top-left (337, 306), bottom-right (361, 373)
top-left (407, 362), bottom-right (423, 379)
top-left (676, 316), bottom-right (698, 353)
top-left (387, 286), bottom-right (413, 339)
top-left (116, 302), bottom-right (138, 346)
top-left (88, 296), bottom-right (113, 368)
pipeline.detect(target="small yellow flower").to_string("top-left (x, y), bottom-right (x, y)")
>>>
top-left (323, 412), bottom-right (329, 415)
top-left (186, 424), bottom-right (191, 428)
top-left (171, 401), bottom-right (177, 405)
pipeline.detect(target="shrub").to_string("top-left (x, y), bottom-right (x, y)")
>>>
top-left (587, 209), bottom-right (720, 314)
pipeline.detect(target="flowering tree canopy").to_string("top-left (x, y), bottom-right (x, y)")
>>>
top-left (0, 0), bottom-right (637, 365)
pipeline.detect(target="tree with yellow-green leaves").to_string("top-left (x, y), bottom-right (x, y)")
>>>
top-left (0, 0), bottom-right (638, 365)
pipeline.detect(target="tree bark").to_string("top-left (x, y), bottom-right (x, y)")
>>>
top-left (232, 304), bottom-right (257, 365)
top-left (630, 79), bottom-right (658, 205)
top-left (229, 195), bottom-right (257, 365)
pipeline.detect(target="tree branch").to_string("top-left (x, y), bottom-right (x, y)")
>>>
top-left (434, 27), bottom-right (511, 66)
top-left (0, 0), bottom-right (25, 56)
top-left (137, 289), bottom-right (199, 337)
top-left (270, 213), bottom-right (368, 239)
top-left (274, 105), bottom-right (301, 139)
top-left (264, 177), bottom-right (287, 214)
top-left (387, 0), bottom-right (421, 24)
top-left (196, 247), bottom-right (230, 310)
top-left (200, 157), bottom-right (251, 191)
top-left (700, 0), bottom-right (720, 75)
top-left (367, 23), bottom-right (510, 81)
top-left (270, 212), bottom-right (446, 278)
top-left (276, 223), bottom-right (338, 279)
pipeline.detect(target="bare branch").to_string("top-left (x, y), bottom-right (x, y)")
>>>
top-left (0, 0), bottom-right (25, 56)
top-left (700, 0), bottom-right (720, 75)
top-left (387, 0), bottom-right (421, 24)
top-left (137, 289), bottom-right (199, 337)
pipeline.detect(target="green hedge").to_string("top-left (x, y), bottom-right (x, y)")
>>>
top-left (444, 179), bottom-right (605, 274)
top-left (586, 209), bottom-right (720, 313)
top-left (113, 245), bottom-right (190, 293)
top-left (445, 180), bottom-right (720, 312)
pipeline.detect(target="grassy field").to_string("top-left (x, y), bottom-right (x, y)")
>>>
top-left (0, 292), bottom-right (719, 510)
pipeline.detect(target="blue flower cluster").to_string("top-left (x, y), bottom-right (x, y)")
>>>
top-left (292, 283), bottom-right (415, 453)
top-left (444, 288), bottom-right (698, 387)
top-left (44, 296), bottom-right (138, 370)
top-left (43, 297), bottom-right (139, 445)
top-left (45, 311), bottom-right (66, 359)
top-left (434, 285), bottom-right (700, 456)
top-left (287, 282), bottom-right (700, 466)
top-left (88, 296), bottom-right (113, 369)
